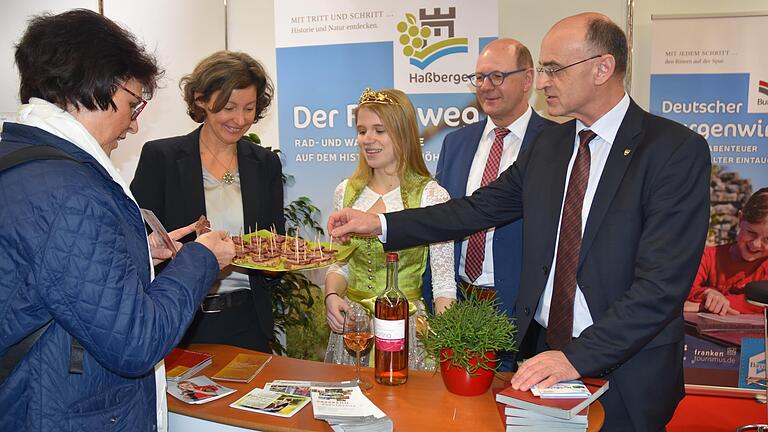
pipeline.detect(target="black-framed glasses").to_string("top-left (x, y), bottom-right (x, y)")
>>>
top-left (465, 68), bottom-right (528, 87)
top-left (536, 54), bottom-right (604, 78)
top-left (118, 84), bottom-right (147, 120)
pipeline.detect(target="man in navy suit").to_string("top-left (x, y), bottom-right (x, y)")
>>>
top-left (329, 13), bottom-right (710, 431)
top-left (432, 39), bottom-right (555, 331)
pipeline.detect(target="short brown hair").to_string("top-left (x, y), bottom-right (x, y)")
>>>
top-left (181, 51), bottom-right (273, 123)
top-left (16, 9), bottom-right (161, 112)
top-left (586, 18), bottom-right (627, 76)
top-left (743, 188), bottom-right (768, 224)
top-left (515, 44), bottom-right (534, 69)
top-left (350, 89), bottom-right (430, 185)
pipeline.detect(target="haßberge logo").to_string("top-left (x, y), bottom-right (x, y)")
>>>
top-left (396, 8), bottom-right (468, 70)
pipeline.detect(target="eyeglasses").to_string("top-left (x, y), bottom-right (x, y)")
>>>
top-left (118, 84), bottom-right (148, 120)
top-left (536, 54), bottom-right (604, 78)
top-left (465, 68), bottom-right (528, 87)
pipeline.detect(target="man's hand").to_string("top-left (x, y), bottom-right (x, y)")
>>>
top-left (149, 222), bottom-right (196, 265)
top-left (510, 350), bottom-right (580, 391)
top-left (327, 208), bottom-right (382, 242)
top-left (701, 288), bottom-right (739, 315)
top-left (195, 230), bottom-right (236, 269)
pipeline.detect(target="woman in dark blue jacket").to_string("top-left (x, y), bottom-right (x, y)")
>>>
top-left (0, 10), bottom-right (235, 432)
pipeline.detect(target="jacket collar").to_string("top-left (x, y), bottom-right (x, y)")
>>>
top-left (579, 98), bottom-right (645, 265)
top-left (1, 122), bottom-right (113, 181)
top-left (174, 125), bottom-right (269, 226)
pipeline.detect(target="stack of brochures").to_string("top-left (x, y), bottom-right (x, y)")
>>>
top-left (164, 348), bottom-right (213, 382)
top-left (310, 381), bottom-right (393, 432)
top-left (494, 379), bottom-right (609, 431)
top-left (230, 380), bottom-right (312, 418)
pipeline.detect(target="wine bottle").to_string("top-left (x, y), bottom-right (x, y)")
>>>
top-left (374, 252), bottom-right (408, 385)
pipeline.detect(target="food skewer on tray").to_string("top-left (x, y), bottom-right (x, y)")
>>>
top-left (194, 215), bottom-right (355, 271)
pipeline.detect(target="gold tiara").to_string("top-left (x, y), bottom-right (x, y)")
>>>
top-left (358, 88), bottom-right (398, 106)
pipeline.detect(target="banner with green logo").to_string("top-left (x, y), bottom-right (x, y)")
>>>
top-left (274, 1), bottom-right (497, 229)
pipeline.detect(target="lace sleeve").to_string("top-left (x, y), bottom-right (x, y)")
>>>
top-left (326, 261), bottom-right (349, 280)
top-left (326, 179), bottom-right (350, 281)
top-left (422, 181), bottom-right (457, 299)
top-left (333, 179), bottom-right (348, 211)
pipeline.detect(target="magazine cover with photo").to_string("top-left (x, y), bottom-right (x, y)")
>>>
top-left (167, 376), bottom-right (235, 404)
top-left (229, 387), bottom-right (311, 417)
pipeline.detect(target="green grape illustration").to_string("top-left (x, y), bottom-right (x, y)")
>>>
top-left (396, 13), bottom-right (431, 57)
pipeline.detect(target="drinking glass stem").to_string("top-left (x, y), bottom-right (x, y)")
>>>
top-left (355, 350), bottom-right (362, 384)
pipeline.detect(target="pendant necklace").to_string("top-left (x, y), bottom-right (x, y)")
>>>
top-left (202, 140), bottom-right (237, 185)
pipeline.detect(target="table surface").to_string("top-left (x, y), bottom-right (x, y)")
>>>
top-left (167, 344), bottom-right (604, 431)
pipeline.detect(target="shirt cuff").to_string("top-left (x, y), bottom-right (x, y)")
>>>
top-left (378, 213), bottom-right (388, 243)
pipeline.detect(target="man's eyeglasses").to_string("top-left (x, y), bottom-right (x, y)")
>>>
top-left (118, 84), bottom-right (147, 120)
top-left (465, 68), bottom-right (528, 88)
top-left (536, 54), bottom-right (605, 78)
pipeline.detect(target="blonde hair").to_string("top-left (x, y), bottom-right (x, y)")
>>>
top-left (349, 89), bottom-right (429, 185)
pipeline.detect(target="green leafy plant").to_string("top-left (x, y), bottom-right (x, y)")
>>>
top-left (284, 196), bottom-right (323, 238)
top-left (242, 133), bottom-right (327, 356)
top-left (420, 288), bottom-right (516, 374)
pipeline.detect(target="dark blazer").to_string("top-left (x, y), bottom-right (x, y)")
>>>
top-left (432, 110), bottom-right (555, 318)
top-left (384, 100), bottom-right (710, 431)
top-left (130, 126), bottom-right (285, 342)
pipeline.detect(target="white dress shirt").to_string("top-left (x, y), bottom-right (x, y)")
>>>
top-left (458, 106), bottom-right (532, 287)
top-left (202, 167), bottom-right (251, 294)
top-left (534, 93), bottom-right (631, 338)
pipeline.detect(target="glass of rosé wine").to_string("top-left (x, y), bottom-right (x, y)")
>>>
top-left (343, 303), bottom-right (374, 390)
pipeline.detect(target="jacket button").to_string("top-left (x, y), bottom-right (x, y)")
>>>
top-left (368, 285), bottom-right (373, 289)
top-left (368, 276), bottom-right (373, 280)
top-left (541, 265), bottom-right (548, 274)
top-left (524, 307), bottom-right (531, 316)
top-left (110, 417), bottom-right (117, 423)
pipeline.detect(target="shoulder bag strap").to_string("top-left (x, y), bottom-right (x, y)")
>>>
top-left (0, 145), bottom-right (84, 384)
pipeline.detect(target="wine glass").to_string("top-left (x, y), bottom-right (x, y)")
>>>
top-left (343, 303), bottom-right (374, 390)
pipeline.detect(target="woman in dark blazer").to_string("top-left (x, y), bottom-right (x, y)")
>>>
top-left (131, 51), bottom-right (285, 352)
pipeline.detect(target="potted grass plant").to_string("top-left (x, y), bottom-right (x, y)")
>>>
top-left (419, 288), bottom-right (516, 396)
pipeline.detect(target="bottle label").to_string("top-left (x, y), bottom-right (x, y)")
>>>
top-left (374, 317), bottom-right (406, 352)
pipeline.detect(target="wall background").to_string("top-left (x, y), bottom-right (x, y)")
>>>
top-left (1, 0), bottom-right (765, 188)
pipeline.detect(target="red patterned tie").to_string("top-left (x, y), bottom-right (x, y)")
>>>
top-left (464, 127), bottom-right (510, 283)
top-left (546, 129), bottom-right (597, 350)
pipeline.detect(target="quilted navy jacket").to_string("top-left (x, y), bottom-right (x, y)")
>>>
top-left (0, 123), bottom-right (220, 431)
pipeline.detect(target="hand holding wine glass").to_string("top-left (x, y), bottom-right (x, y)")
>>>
top-left (343, 302), bottom-right (373, 390)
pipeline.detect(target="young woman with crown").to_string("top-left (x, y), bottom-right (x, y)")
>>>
top-left (322, 88), bottom-right (456, 370)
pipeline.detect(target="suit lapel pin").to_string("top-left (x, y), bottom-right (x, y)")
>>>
top-left (623, 148), bottom-right (632, 157)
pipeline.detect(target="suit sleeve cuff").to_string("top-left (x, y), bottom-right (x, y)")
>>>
top-left (378, 213), bottom-right (388, 243)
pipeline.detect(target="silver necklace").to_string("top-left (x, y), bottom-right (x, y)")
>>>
top-left (201, 140), bottom-right (237, 185)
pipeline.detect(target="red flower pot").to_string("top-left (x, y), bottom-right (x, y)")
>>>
top-left (439, 349), bottom-right (497, 396)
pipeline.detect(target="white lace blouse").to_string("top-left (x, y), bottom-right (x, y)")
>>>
top-left (326, 179), bottom-right (456, 300)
